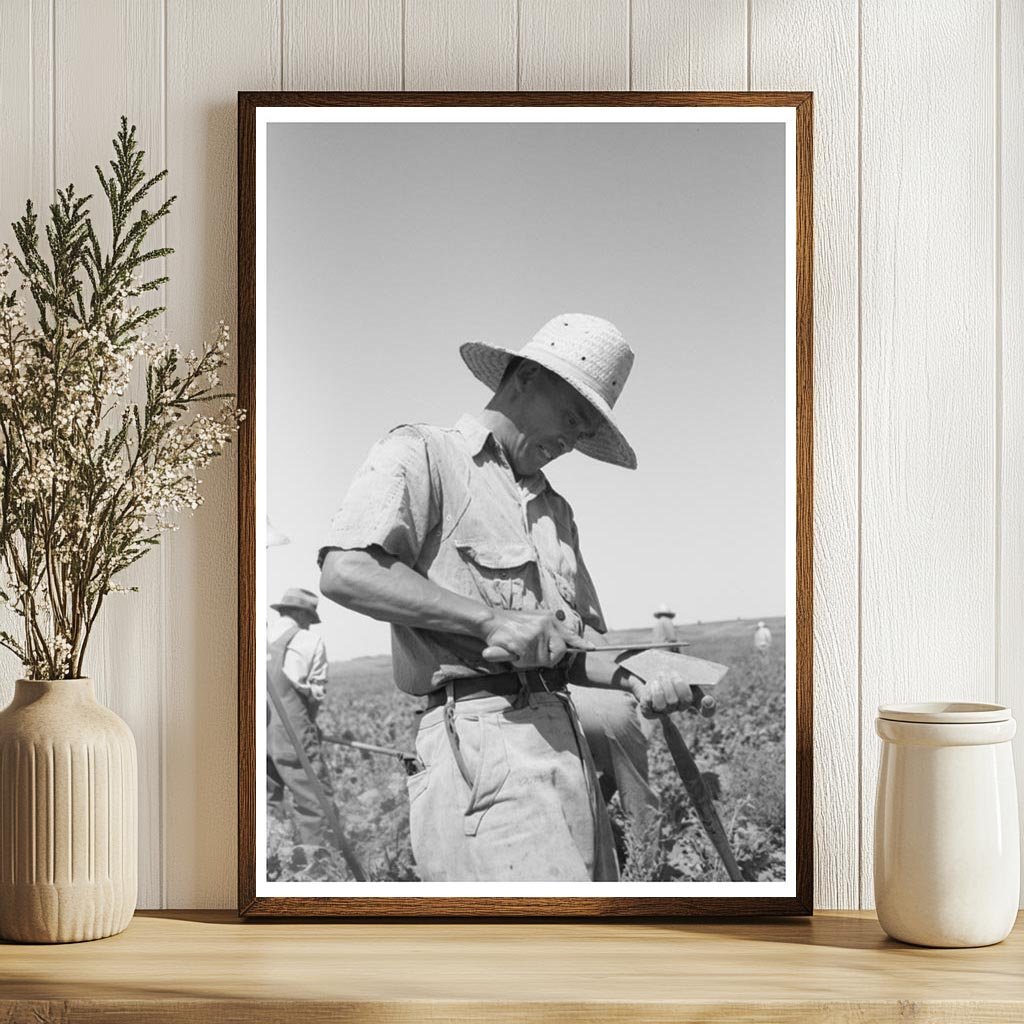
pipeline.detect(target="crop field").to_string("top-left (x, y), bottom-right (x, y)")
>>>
top-left (266, 616), bottom-right (787, 884)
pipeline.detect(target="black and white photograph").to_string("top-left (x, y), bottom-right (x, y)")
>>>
top-left (241, 96), bottom-right (811, 915)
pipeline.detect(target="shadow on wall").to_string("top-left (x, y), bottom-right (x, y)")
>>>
top-left (162, 99), bottom-right (242, 903)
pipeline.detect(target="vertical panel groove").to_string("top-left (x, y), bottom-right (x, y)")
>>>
top-left (29, 0), bottom-right (34, 187)
top-left (108, 743), bottom-right (113, 881)
top-left (15, 745), bottom-right (21, 884)
top-left (87, 743), bottom-right (93, 882)
top-left (519, 2), bottom-right (627, 90)
top-left (994, 0), bottom-right (1003, 707)
top-left (160, 0), bottom-right (169, 910)
top-left (632, 1), bottom-right (745, 92)
top-left (29, 743), bottom-right (36, 884)
top-left (2, 746), bottom-right (8, 884)
top-left (66, 741), bottom-right (71, 881)
top-left (49, 0), bottom-right (54, 198)
top-left (1, 746), bottom-right (5, 884)
top-left (515, 0), bottom-right (520, 89)
top-left (855, 0), bottom-right (864, 910)
top-left (47, 742), bottom-right (54, 883)
top-left (627, 0), bottom-right (632, 90)
top-left (999, 0), bottom-right (1024, 907)
top-left (745, 0), bottom-right (751, 89)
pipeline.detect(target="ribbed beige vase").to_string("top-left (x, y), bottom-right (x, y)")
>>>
top-left (0, 678), bottom-right (137, 943)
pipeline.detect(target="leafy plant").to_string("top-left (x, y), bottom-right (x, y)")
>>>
top-left (0, 117), bottom-right (241, 679)
top-left (269, 621), bottom-right (788, 884)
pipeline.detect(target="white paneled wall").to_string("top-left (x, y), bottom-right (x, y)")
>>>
top-left (859, 1), bottom-right (999, 909)
top-left (751, 0), bottom-right (860, 912)
top-left (0, 0), bottom-right (1017, 910)
top-left (1005, 0), bottom-right (1024, 902)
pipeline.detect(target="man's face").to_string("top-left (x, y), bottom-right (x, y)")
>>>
top-left (502, 363), bottom-right (602, 477)
top-left (284, 608), bottom-right (316, 630)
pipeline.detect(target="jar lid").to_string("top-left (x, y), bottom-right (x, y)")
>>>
top-left (877, 701), bottom-right (1011, 724)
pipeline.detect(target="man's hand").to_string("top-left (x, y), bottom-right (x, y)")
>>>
top-left (290, 678), bottom-right (326, 706)
top-left (627, 670), bottom-right (694, 718)
top-left (479, 609), bottom-right (593, 668)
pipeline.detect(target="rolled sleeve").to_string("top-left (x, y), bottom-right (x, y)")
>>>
top-left (318, 427), bottom-right (436, 568)
top-left (306, 636), bottom-right (328, 703)
top-left (307, 636), bottom-right (328, 687)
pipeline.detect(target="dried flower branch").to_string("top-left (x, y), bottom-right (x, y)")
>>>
top-left (0, 117), bottom-right (242, 679)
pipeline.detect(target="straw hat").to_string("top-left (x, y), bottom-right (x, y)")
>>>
top-left (271, 587), bottom-right (321, 624)
top-left (653, 603), bottom-right (676, 619)
top-left (460, 313), bottom-right (637, 469)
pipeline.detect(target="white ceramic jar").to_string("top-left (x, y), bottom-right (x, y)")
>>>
top-left (874, 702), bottom-right (1019, 947)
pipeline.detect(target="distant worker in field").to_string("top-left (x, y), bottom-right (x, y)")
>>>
top-left (266, 587), bottom-right (334, 847)
top-left (652, 603), bottom-right (681, 651)
top-left (754, 620), bottom-right (773, 654)
top-left (319, 313), bottom-right (694, 882)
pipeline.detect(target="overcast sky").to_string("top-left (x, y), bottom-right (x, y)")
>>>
top-left (266, 119), bottom-right (786, 661)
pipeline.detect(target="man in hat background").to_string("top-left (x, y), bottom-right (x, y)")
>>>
top-left (652, 603), bottom-right (681, 651)
top-left (319, 313), bottom-right (693, 882)
top-left (266, 587), bottom-right (334, 847)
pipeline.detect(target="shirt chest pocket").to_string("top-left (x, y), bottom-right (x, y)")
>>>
top-left (541, 557), bottom-right (585, 637)
top-left (549, 562), bottom-right (578, 610)
top-left (455, 538), bottom-right (538, 612)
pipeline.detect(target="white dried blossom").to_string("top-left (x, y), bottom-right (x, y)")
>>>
top-left (0, 121), bottom-right (243, 679)
top-left (0, 260), bottom-right (242, 677)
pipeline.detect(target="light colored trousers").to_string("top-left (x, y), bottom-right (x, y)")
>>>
top-left (407, 690), bottom-right (619, 881)
top-left (569, 685), bottom-right (661, 826)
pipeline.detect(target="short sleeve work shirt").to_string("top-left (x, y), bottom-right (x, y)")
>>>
top-left (268, 616), bottom-right (328, 700)
top-left (319, 414), bottom-right (606, 695)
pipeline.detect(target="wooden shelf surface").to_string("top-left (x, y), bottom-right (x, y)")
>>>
top-left (1, 910), bottom-right (1023, 1022)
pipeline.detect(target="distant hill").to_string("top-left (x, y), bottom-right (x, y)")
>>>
top-left (327, 616), bottom-right (785, 695)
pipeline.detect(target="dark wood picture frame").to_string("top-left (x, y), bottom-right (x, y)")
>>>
top-left (237, 91), bottom-right (813, 918)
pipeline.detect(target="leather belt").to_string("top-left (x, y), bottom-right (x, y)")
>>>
top-left (424, 667), bottom-right (570, 710)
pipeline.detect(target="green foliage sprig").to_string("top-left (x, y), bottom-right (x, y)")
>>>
top-left (0, 117), bottom-right (242, 679)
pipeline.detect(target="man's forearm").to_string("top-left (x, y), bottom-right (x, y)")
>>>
top-left (320, 548), bottom-right (493, 639)
top-left (568, 649), bottom-right (640, 694)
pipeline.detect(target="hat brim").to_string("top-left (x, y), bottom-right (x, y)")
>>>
top-left (271, 602), bottom-right (320, 624)
top-left (459, 341), bottom-right (637, 470)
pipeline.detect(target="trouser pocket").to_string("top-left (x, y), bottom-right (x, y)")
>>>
top-left (406, 762), bottom-right (431, 806)
top-left (445, 711), bottom-right (511, 836)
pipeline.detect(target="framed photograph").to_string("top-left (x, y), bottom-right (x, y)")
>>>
top-left (238, 92), bottom-right (812, 917)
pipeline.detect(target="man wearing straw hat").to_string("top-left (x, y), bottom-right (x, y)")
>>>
top-left (266, 587), bottom-right (333, 847)
top-left (319, 314), bottom-right (692, 881)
